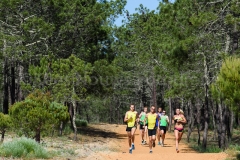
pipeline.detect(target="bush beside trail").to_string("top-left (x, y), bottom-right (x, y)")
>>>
top-left (0, 137), bottom-right (50, 159)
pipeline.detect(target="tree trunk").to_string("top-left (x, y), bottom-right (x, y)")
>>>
top-left (226, 108), bottom-right (233, 144)
top-left (211, 100), bottom-right (217, 140)
top-left (231, 22), bottom-right (238, 54)
top-left (72, 91), bottom-right (77, 141)
top-left (168, 98), bottom-right (172, 132)
top-left (152, 76), bottom-right (157, 108)
top-left (187, 101), bottom-right (195, 143)
top-left (68, 103), bottom-right (73, 129)
top-left (59, 121), bottom-right (63, 136)
top-left (217, 101), bottom-right (227, 150)
top-left (10, 66), bottom-right (15, 105)
top-left (221, 104), bottom-right (227, 150)
top-left (35, 129), bottom-right (41, 143)
top-left (196, 100), bottom-right (202, 146)
top-left (202, 54), bottom-right (209, 150)
top-left (1, 130), bottom-right (5, 142)
top-left (17, 64), bottom-right (24, 101)
top-left (3, 60), bottom-right (9, 114)
top-left (236, 112), bottom-right (240, 127)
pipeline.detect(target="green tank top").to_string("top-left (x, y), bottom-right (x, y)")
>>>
top-left (140, 112), bottom-right (147, 125)
top-left (160, 115), bottom-right (168, 126)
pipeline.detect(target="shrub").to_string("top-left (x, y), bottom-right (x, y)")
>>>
top-left (63, 123), bottom-right (73, 135)
top-left (0, 137), bottom-right (50, 159)
top-left (75, 119), bottom-right (88, 127)
top-left (191, 144), bottom-right (222, 153)
top-left (0, 113), bottom-right (12, 142)
top-left (10, 90), bottom-right (69, 143)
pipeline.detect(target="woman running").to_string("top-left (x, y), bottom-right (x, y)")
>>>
top-left (173, 109), bottom-right (187, 153)
top-left (139, 106), bottom-right (148, 144)
top-left (158, 110), bottom-right (169, 147)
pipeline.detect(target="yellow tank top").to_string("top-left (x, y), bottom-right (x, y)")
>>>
top-left (127, 111), bottom-right (137, 127)
top-left (148, 113), bottom-right (157, 129)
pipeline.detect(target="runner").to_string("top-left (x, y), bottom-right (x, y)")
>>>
top-left (139, 106), bottom-right (148, 145)
top-left (156, 107), bottom-right (163, 145)
top-left (173, 109), bottom-right (187, 153)
top-left (124, 104), bottom-right (139, 154)
top-left (158, 110), bottom-right (169, 147)
top-left (146, 105), bottom-right (159, 153)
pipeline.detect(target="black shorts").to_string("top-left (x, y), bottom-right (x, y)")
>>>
top-left (174, 127), bottom-right (184, 132)
top-left (140, 124), bottom-right (148, 130)
top-left (160, 126), bottom-right (167, 134)
top-left (148, 129), bottom-right (156, 136)
top-left (126, 126), bottom-right (137, 132)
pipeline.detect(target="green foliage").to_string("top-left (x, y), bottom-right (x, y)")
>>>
top-left (0, 137), bottom-right (50, 159)
top-left (0, 113), bottom-right (12, 133)
top-left (25, 55), bottom-right (93, 103)
top-left (75, 119), bottom-right (88, 127)
top-left (10, 90), bottom-right (69, 142)
top-left (229, 144), bottom-right (240, 151)
top-left (191, 144), bottom-right (222, 153)
top-left (63, 124), bottom-right (73, 135)
top-left (211, 56), bottom-right (240, 114)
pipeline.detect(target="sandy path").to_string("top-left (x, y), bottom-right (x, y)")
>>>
top-left (89, 125), bottom-right (227, 160)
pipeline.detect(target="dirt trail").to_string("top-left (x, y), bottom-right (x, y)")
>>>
top-left (86, 125), bottom-right (227, 160)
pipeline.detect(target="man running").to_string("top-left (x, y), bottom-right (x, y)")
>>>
top-left (139, 106), bottom-right (148, 145)
top-left (146, 105), bottom-right (158, 153)
top-left (158, 110), bottom-right (169, 147)
top-left (173, 109), bottom-right (187, 153)
top-left (156, 107), bottom-right (163, 145)
top-left (124, 104), bottom-right (139, 154)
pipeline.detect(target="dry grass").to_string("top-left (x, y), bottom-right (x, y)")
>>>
top-left (1, 124), bottom-right (123, 160)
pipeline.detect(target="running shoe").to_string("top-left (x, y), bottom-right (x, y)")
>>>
top-left (150, 150), bottom-right (153, 154)
top-left (144, 141), bottom-right (147, 145)
top-left (161, 143), bottom-right (164, 147)
top-left (141, 140), bottom-right (144, 145)
top-left (153, 142), bottom-right (156, 148)
top-left (129, 148), bottom-right (132, 154)
top-left (132, 144), bottom-right (135, 150)
top-left (158, 141), bottom-right (161, 145)
top-left (176, 149), bottom-right (179, 153)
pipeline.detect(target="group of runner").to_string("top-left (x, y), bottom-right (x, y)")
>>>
top-left (124, 104), bottom-right (187, 154)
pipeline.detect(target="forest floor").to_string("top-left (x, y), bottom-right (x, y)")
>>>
top-left (47, 124), bottom-right (228, 160)
top-left (2, 124), bottom-right (232, 160)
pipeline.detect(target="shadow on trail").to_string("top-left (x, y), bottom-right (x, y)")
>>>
top-left (78, 126), bottom-right (126, 140)
top-left (180, 148), bottom-right (197, 153)
top-left (236, 153), bottom-right (240, 160)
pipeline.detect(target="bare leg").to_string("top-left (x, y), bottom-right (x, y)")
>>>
top-left (149, 136), bottom-right (152, 150)
top-left (131, 127), bottom-right (136, 144)
top-left (140, 128), bottom-right (144, 142)
top-left (178, 132), bottom-right (183, 143)
top-left (157, 128), bottom-right (161, 144)
top-left (161, 130), bottom-right (165, 145)
top-left (152, 135), bottom-right (156, 144)
top-left (174, 130), bottom-right (179, 152)
top-left (144, 126), bottom-right (148, 143)
top-left (127, 132), bottom-right (132, 148)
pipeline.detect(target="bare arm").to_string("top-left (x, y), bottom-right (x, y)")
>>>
top-left (145, 113), bottom-right (148, 124)
top-left (124, 112), bottom-right (129, 122)
top-left (136, 112), bottom-right (139, 123)
top-left (172, 116), bottom-right (175, 124)
top-left (177, 115), bottom-right (187, 124)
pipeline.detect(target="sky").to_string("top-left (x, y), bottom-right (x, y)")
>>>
top-left (115, 0), bottom-right (175, 26)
